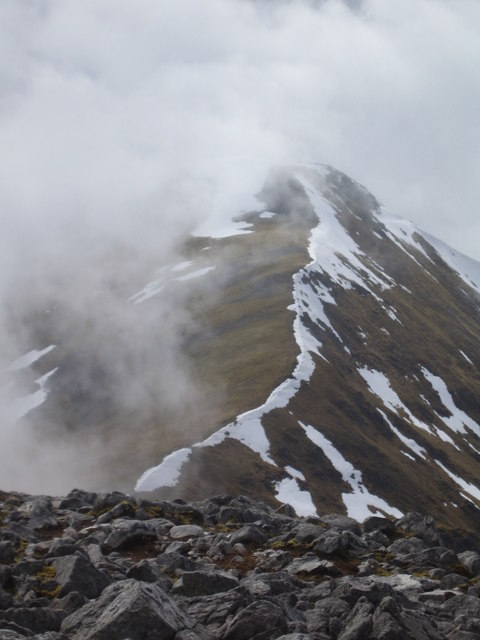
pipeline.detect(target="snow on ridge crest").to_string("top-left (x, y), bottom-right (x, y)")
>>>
top-left (135, 165), bottom-right (479, 514)
top-left (135, 167), bottom-right (407, 515)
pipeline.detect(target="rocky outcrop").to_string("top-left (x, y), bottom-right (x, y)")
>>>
top-left (1, 488), bottom-right (480, 639)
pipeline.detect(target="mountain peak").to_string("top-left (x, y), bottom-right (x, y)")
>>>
top-left (4, 165), bottom-right (480, 547)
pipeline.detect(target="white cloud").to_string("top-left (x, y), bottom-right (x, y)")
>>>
top-left (1, 0), bottom-right (479, 259)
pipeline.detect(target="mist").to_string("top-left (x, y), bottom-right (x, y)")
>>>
top-left (1, 0), bottom-right (479, 494)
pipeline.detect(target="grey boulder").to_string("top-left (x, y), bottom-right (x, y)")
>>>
top-left (61, 579), bottom-right (192, 640)
top-left (52, 554), bottom-right (111, 599)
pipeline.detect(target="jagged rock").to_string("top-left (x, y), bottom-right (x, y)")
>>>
top-left (3, 491), bottom-right (480, 640)
top-left (58, 489), bottom-right (96, 511)
top-left (241, 572), bottom-right (302, 598)
top-left (21, 498), bottom-right (59, 531)
top-left (126, 558), bottom-right (173, 589)
top-left (398, 608), bottom-right (444, 640)
top-left (458, 550), bottom-right (480, 576)
top-left (285, 556), bottom-right (340, 577)
top-left (417, 589), bottom-right (458, 603)
top-left (156, 552), bottom-right (197, 574)
top-left (0, 631), bottom-right (26, 640)
top-left (61, 579), bottom-right (192, 639)
top-left (52, 554), bottom-right (110, 599)
top-left (174, 631), bottom-right (208, 640)
top-left (51, 591), bottom-right (89, 614)
top-left (11, 559), bottom-right (45, 577)
top-left (96, 500), bottom-right (137, 525)
top-left (91, 492), bottom-right (128, 515)
top-left (337, 596), bottom-right (373, 640)
top-left (170, 525), bottom-right (205, 540)
top-left (102, 519), bottom-right (158, 550)
top-left (0, 607), bottom-right (64, 634)
top-left (313, 530), bottom-right (349, 555)
top-left (182, 586), bottom-right (252, 629)
top-left (416, 546), bottom-right (457, 567)
top-left (0, 585), bottom-right (12, 609)
top-left (440, 573), bottom-right (469, 589)
top-left (332, 577), bottom-right (398, 607)
top-left (305, 598), bottom-right (350, 636)
top-left (362, 516), bottom-right (395, 537)
top-left (0, 543), bottom-right (14, 566)
top-left (46, 539), bottom-right (84, 559)
top-left (255, 549), bottom-right (292, 572)
top-left (386, 536), bottom-right (428, 558)
top-left (395, 513), bottom-right (443, 546)
top-left (320, 515), bottom-right (361, 535)
top-left (292, 524), bottom-right (327, 544)
top-left (173, 571), bottom-right (239, 597)
top-left (229, 525), bottom-right (268, 546)
top-left (371, 609), bottom-right (403, 640)
top-left (0, 566), bottom-right (11, 588)
top-left (83, 543), bottom-right (105, 567)
top-left (221, 599), bottom-right (288, 640)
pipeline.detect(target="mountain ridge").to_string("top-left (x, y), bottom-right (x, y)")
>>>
top-left (135, 165), bottom-right (480, 548)
top-left (3, 164), bottom-right (480, 548)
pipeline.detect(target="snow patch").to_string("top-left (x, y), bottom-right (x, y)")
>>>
top-left (171, 261), bottom-right (194, 272)
top-left (274, 477), bottom-right (317, 517)
top-left (422, 231), bottom-right (480, 295)
top-left (378, 410), bottom-right (427, 460)
top-left (460, 351), bottom-right (474, 366)
top-left (176, 266), bottom-right (216, 282)
top-left (299, 421), bottom-right (402, 520)
top-left (285, 465), bottom-right (306, 481)
top-left (378, 210), bottom-right (435, 269)
top-left (10, 368), bottom-right (58, 423)
top-left (359, 367), bottom-right (429, 433)
top-left (136, 448), bottom-right (192, 492)
top-left (421, 367), bottom-right (480, 438)
top-left (435, 460), bottom-right (480, 505)
top-left (193, 218), bottom-right (254, 238)
top-left (8, 345), bottom-right (56, 372)
top-left (259, 211), bottom-right (276, 219)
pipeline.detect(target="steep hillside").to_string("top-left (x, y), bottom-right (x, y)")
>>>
top-left (4, 165), bottom-right (480, 547)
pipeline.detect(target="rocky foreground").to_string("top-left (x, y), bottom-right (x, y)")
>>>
top-left (1, 491), bottom-right (480, 639)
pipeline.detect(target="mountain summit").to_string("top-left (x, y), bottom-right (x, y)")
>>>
top-left (5, 165), bottom-right (480, 547)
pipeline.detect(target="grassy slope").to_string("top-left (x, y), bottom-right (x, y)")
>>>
top-left (16, 168), bottom-right (480, 548)
top-left (161, 171), bottom-right (480, 547)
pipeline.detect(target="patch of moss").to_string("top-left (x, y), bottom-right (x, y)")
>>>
top-left (34, 565), bottom-right (56, 581)
top-left (374, 551), bottom-right (395, 563)
top-left (412, 570), bottom-right (431, 578)
top-left (88, 506), bottom-right (111, 518)
top-left (39, 584), bottom-right (62, 599)
top-left (375, 567), bottom-right (394, 577)
top-left (14, 540), bottom-right (28, 562)
top-left (144, 505), bottom-right (165, 519)
top-left (215, 523), bottom-right (240, 534)
top-left (34, 565), bottom-right (60, 600)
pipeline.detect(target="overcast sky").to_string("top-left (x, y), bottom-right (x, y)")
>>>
top-left (1, 0), bottom-right (479, 494)
top-left (0, 0), bottom-right (479, 266)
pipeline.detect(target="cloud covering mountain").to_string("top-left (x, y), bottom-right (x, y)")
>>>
top-left (1, 0), bottom-right (480, 514)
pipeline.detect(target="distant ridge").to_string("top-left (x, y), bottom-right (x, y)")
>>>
top-left (5, 165), bottom-right (480, 547)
